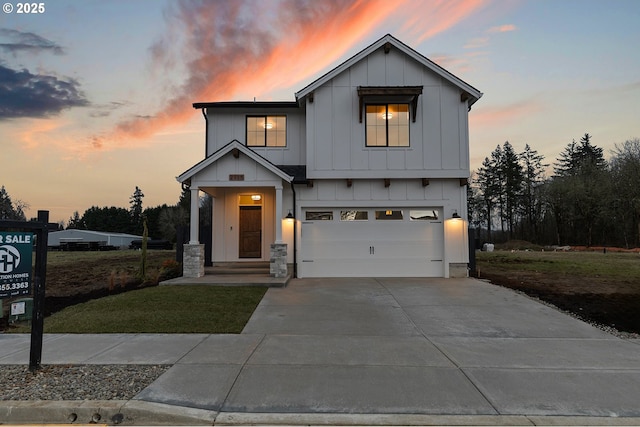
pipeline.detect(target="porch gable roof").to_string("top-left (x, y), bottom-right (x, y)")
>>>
top-left (177, 140), bottom-right (294, 184)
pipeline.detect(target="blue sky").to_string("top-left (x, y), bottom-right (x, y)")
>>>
top-left (1, 0), bottom-right (639, 224)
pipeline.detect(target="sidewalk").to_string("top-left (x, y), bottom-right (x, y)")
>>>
top-left (2, 277), bottom-right (640, 425)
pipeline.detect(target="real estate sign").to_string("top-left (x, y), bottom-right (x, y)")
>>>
top-left (0, 232), bottom-right (33, 298)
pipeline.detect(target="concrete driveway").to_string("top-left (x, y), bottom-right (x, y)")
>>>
top-left (137, 277), bottom-right (640, 421)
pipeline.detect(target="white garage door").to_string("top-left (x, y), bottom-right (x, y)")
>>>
top-left (300, 208), bottom-right (444, 277)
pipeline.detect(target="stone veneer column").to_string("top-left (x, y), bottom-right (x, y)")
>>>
top-left (183, 244), bottom-right (205, 278)
top-left (270, 243), bottom-right (288, 278)
top-left (448, 262), bottom-right (469, 278)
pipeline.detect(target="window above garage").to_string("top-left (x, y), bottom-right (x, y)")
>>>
top-left (365, 104), bottom-right (409, 147)
top-left (358, 86), bottom-right (422, 148)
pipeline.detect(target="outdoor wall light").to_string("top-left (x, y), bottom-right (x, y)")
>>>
top-left (451, 211), bottom-right (461, 219)
top-left (285, 210), bottom-right (294, 219)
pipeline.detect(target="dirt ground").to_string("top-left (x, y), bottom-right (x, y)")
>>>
top-left (477, 268), bottom-right (640, 335)
top-left (0, 251), bottom-right (176, 331)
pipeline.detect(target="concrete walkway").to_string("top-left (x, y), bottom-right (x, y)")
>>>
top-left (2, 277), bottom-right (640, 425)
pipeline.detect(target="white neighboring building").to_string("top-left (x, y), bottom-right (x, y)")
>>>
top-left (178, 34), bottom-right (482, 278)
top-left (48, 229), bottom-right (141, 249)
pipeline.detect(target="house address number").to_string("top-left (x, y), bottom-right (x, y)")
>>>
top-left (229, 174), bottom-right (245, 181)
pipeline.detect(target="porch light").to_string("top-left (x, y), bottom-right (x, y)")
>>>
top-left (451, 210), bottom-right (461, 219)
top-left (251, 194), bottom-right (262, 201)
top-left (285, 210), bottom-right (294, 219)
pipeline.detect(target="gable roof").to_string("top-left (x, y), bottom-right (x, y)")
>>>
top-left (177, 140), bottom-right (294, 184)
top-left (295, 34), bottom-right (483, 107)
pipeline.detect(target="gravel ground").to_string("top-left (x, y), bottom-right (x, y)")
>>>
top-left (1, 365), bottom-right (170, 401)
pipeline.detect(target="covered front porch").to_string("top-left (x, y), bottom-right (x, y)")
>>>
top-left (177, 141), bottom-right (295, 279)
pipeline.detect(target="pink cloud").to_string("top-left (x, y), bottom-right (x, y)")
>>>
top-left (87, 0), bottom-right (489, 152)
top-left (402, 0), bottom-right (489, 42)
top-left (470, 99), bottom-right (544, 127)
top-left (487, 24), bottom-right (517, 33)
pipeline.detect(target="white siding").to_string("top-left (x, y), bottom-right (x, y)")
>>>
top-left (207, 107), bottom-right (305, 166)
top-left (305, 47), bottom-right (470, 179)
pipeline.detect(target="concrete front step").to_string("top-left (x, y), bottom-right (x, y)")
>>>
top-left (160, 273), bottom-right (290, 287)
top-left (209, 262), bottom-right (270, 276)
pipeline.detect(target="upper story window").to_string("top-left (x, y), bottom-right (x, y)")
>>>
top-left (246, 115), bottom-right (286, 147)
top-left (357, 86), bottom-right (422, 148)
top-left (365, 104), bottom-right (409, 147)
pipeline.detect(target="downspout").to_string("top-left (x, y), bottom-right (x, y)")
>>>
top-left (290, 181), bottom-right (297, 278)
top-left (201, 108), bottom-right (208, 157)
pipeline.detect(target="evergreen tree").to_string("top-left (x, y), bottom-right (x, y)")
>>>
top-left (519, 144), bottom-right (548, 242)
top-left (548, 133), bottom-right (608, 246)
top-left (129, 186), bottom-right (145, 234)
top-left (499, 142), bottom-right (524, 238)
top-left (475, 156), bottom-right (501, 241)
top-left (67, 211), bottom-right (85, 229)
top-left (0, 186), bottom-right (28, 220)
top-left (81, 206), bottom-right (132, 233)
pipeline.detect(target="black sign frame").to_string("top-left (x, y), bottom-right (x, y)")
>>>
top-left (0, 211), bottom-right (49, 371)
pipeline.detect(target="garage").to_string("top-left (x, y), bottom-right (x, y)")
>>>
top-left (300, 208), bottom-right (444, 277)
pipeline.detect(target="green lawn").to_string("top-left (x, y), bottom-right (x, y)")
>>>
top-left (12, 285), bottom-right (267, 333)
top-left (476, 250), bottom-right (640, 280)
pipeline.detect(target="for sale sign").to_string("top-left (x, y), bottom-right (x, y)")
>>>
top-left (0, 232), bottom-right (33, 298)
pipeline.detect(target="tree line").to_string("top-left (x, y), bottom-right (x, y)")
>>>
top-left (1, 185), bottom-right (193, 243)
top-left (469, 134), bottom-right (640, 248)
top-left (66, 186), bottom-right (191, 242)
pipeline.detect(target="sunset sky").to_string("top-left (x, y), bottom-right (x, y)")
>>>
top-left (1, 0), bottom-right (639, 225)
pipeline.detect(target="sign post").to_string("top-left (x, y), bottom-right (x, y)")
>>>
top-left (29, 210), bottom-right (49, 371)
top-left (0, 210), bottom-right (48, 371)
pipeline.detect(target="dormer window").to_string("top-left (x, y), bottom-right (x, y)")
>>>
top-left (366, 103), bottom-right (409, 147)
top-left (247, 115), bottom-right (286, 147)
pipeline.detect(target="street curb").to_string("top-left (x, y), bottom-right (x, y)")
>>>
top-left (3, 401), bottom-right (640, 426)
top-left (216, 413), bottom-right (640, 426)
top-left (0, 400), bottom-right (216, 425)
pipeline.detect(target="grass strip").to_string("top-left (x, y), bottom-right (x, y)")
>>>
top-left (12, 285), bottom-right (267, 334)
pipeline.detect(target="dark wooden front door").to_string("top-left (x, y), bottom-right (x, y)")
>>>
top-left (239, 206), bottom-right (262, 258)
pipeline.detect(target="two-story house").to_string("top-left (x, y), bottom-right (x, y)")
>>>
top-left (177, 34), bottom-right (482, 279)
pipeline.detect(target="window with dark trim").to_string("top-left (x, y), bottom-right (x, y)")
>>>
top-left (365, 104), bottom-right (409, 147)
top-left (375, 210), bottom-right (404, 220)
top-left (246, 115), bottom-right (286, 147)
top-left (340, 210), bottom-right (369, 221)
top-left (305, 211), bottom-right (333, 221)
top-left (410, 209), bottom-right (439, 220)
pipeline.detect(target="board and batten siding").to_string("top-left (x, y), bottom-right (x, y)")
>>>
top-left (206, 107), bottom-right (306, 166)
top-left (305, 47), bottom-right (470, 179)
top-left (297, 178), bottom-right (465, 212)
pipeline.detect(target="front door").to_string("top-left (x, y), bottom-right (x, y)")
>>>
top-left (239, 206), bottom-right (262, 258)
